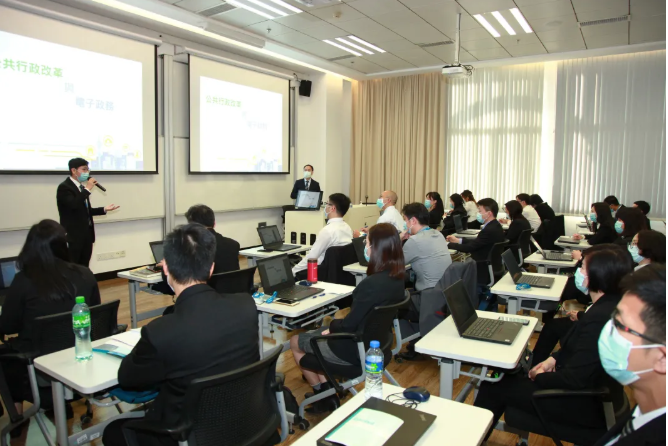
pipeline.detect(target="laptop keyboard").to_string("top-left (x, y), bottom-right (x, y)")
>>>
top-left (545, 252), bottom-right (570, 261)
top-left (519, 275), bottom-right (543, 286)
top-left (276, 285), bottom-right (317, 299)
top-left (466, 318), bottom-right (503, 339)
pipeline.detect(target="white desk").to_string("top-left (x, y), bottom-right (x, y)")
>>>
top-left (491, 272), bottom-right (567, 315)
top-left (577, 228), bottom-right (593, 236)
top-left (523, 252), bottom-right (577, 274)
top-left (256, 282), bottom-right (355, 358)
top-left (34, 337), bottom-right (144, 446)
top-left (291, 384), bottom-right (493, 446)
top-left (555, 238), bottom-right (591, 250)
top-left (240, 245), bottom-right (310, 267)
top-left (415, 312), bottom-right (537, 401)
top-left (342, 263), bottom-right (412, 285)
top-left (117, 270), bottom-right (165, 329)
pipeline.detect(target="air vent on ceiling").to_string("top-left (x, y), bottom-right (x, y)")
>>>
top-left (419, 40), bottom-right (454, 48)
top-left (579, 14), bottom-right (630, 27)
top-left (328, 55), bottom-right (355, 61)
top-left (200, 3), bottom-right (236, 17)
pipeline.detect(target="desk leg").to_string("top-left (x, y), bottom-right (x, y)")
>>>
top-left (538, 265), bottom-right (547, 274)
top-left (247, 256), bottom-right (257, 267)
top-left (52, 381), bottom-right (68, 446)
top-left (128, 280), bottom-right (139, 329)
top-left (507, 298), bottom-right (519, 315)
top-left (439, 359), bottom-right (455, 400)
top-left (355, 275), bottom-right (363, 286)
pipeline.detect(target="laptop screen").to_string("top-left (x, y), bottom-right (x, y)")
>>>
top-left (0, 257), bottom-right (19, 290)
top-left (530, 237), bottom-right (544, 254)
top-left (502, 250), bottom-right (522, 279)
top-left (351, 237), bottom-right (368, 265)
top-left (444, 280), bottom-right (477, 335)
top-left (453, 214), bottom-right (463, 232)
top-left (258, 226), bottom-right (282, 246)
top-left (149, 241), bottom-right (164, 263)
top-left (296, 190), bottom-right (323, 210)
top-left (257, 255), bottom-right (294, 293)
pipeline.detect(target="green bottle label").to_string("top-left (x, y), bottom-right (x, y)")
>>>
top-left (73, 313), bottom-right (91, 329)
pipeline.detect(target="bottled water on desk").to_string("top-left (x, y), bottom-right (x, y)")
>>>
top-left (364, 340), bottom-right (383, 400)
top-left (72, 296), bottom-right (92, 362)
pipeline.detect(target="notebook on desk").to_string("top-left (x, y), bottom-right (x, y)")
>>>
top-left (93, 330), bottom-right (142, 358)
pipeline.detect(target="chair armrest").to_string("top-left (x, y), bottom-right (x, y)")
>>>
top-left (0, 351), bottom-right (38, 364)
top-left (273, 373), bottom-right (285, 392)
top-left (112, 324), bottom-right (128, 335)
top-left (308, 333), bottom-right (361, 393)
top-left (123, 419), bottom-right (191, 445)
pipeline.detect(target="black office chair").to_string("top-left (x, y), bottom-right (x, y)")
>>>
top-left (478, 241), bottom-right (509, 287)
top-left (297, 295), bottom-right (409, 419)
top-left (509, 229), bottom-right (533, 266)
top-left (209, 267), bottom-right (257, 295)
top-left (0, 300), bottom-right (126, 445)
top-left (317, 244), bottom-right (357, 308)
top-left (503, 387), bottom-right (630, 446)
top-left (281, 205), bottom-right (296, 225)
top-left (122, 346), bottom-right (288, 446)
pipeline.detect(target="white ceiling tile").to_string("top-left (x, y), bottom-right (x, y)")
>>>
top-left (537, 25), bottom-right (582, 42)
top-left (298, 40), bottom-right (351, 58)
top-left (392, 24), bottom-right (449, 44)
top-left (346, 0), bottom-right (408, 17)
top-left (572, 0), bottom-right (628, 15)
top-left (161, 0), bottom-right (181, 4)
top-left (397, 0), bottom-right (456, 8)
top-left (245, 20), bottom-right (294, 37)
top-left (269, 30), bottom-right (320, 46)
top-left (543, 36), bottom-right (587, 52)
top-left (378, 39), bottom-right (419, 52)
top-left (631, 0), bottom-right (666, 18)
top-left (422, 43), bottom-right (457, 62)
top-left (363, 52), bottom-right (416, 70)
top-left (456, 0), bottom-right (517, 15)
top-left (298, 22), bottom-right (348, 39)
top-left (410, 3), bottom-right (477, 34)
top-left (335, 17), bottom-right (404, 42)
top-left (586, 32), bottom-right (629, 48)
top-left (514, 0), bottom-right (562, 5)
top-left (296, 0), bottom-right (345, 10)
top-left (505, 42), bottom-right (547, 56)
top-left (459, 50), bottom-right (478, 62)
top-left (580, 21), bottom-right (628, 39)
top-left (372, 9), bottom-right (423, 27)
top-left (495, 32), bottom-right (541, 47)
top-left (577, 8), bottom-right (631, 22)
top-left (460, 38), bottom-right (501, 50)
top-left (391, 47), bottom-right (444, 66)
top-left (334, 57), bottom-right (386, 73)
top-left (518, 0), bottom-right (575, 20)
top-left (460, 26), bottom-right (495, 41)
top-left (468, 46), bottom-right (511, 59)
top-left (214, 8), bottom-right (268, 27)
top-left (273, 12), bottom-right (323, 29)
top-left (174, 0), bottom-right (223, 12)
top-left (630, 14), bottom-right (666, 43)
top-left (309, 4), bottom-right (366, 22)
top-left (527, 14), bottom-right (579, 32)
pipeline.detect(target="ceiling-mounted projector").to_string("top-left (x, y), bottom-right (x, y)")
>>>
top-left (442, 13), bottom-right (474, 79)
top-left (442, 65), bottom-right (470, 78)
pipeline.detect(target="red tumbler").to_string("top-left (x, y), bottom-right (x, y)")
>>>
top-left (307, 258), bottom-right (318, 283)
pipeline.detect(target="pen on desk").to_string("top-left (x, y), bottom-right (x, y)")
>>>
top-left (313, 292), bottom-right (326, 298)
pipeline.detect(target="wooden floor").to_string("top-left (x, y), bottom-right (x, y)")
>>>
top-left (5, 264), bottom-right (577, 446)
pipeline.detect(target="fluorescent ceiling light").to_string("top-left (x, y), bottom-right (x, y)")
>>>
top-left (347, 36), bottom-right (386, 53)
top-left (245, 0), bottom-right (289, 16)
top-left (226, 0), bottom-right (275, 19)
top-left (335, 37), bottom-right (373, 55)
top-left (491, 11), bottom-right (515, 35)
top-left (266, 0), bottom-right (303, 14)
top-left (473, 14), bottom-right (501, 38)
top-left (510, 8), bottom-right (533, 33)
top-left (323, 39), bottom-right (362, 56)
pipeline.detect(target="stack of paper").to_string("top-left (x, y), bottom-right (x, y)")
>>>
top-left (93, 329), bottom-right (142, 358)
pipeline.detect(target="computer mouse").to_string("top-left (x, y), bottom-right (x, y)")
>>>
top-left (403, 386), bottom-right (430, 402)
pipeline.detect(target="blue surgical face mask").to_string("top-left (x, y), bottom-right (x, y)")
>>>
top-left (476, 212), bottom-right (484, 224)
top-left (376, 198), bottom-right (385, 209)
top-left (424, 200), bottom-right (432, 209)
top-left (574, 267), bottom-right (589, 295)
top-left (628, 245), bottom-right (644, 263)
top-left (78, 172), bottom-right (90, 183)
top-left (323, 206), bottom-right (331, 218)
top-left (615, 221), bottom-right (624, 234)
top-left (589, 212), bottom-right (597, 223)
top-left (449, 203), bottom-right (454, 209)
top-left (598, 319), bottom-right (662, 385)
top-left (363, 245), bottom-right (370, 262)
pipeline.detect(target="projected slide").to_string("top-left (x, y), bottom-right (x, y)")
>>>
top-left (199, 76), bottom-right (283, 173)
top-left (0, 30), bottom-right (144, 171)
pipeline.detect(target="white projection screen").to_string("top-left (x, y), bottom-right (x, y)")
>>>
top-left (189, 55), bottom-right (290, 174)
top-left (0, 6), bottom-right (157, 173)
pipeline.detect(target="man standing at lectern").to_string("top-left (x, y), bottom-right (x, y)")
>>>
top-left (57, 158), bottom-right (119, 267)
top-left (290, 164), bottom-right (321, 199)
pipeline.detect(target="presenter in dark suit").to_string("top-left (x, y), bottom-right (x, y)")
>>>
top-left (290, 164), bottom-right (321, 199)
top-left (56, 158), bottom-right (119, 267)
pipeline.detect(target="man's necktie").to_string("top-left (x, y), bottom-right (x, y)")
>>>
top-left (305, 180), bottom-right (310, 191)
top-left (619, 416), bottom-right (635, 438)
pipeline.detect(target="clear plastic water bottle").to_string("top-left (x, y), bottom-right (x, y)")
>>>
top-left (364, 340), bottom-right (383, 400)
top-left (72, 296), bottom-right (92, 362)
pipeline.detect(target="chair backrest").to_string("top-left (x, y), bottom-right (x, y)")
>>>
top-left (518, 228), bottom-right (533, 260)
top-left (209, 267), bottom-right (256, 295)
top-left (32, 300), bottom-right (121, 357)
top-left (488, 241), bottom-right (509, 278)
top-left (359, 294), bottom-right (411, 365)
top-left (182, 347), bottom-right (282, 446)
top-left (317, 244), bottom-right (357, 286)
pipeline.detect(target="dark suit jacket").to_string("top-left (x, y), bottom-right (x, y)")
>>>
top-left (428, 207), bottom-right (443, 229)
top-left (506, 218), bottom-right (531, 245)
top-left (534, 202), bottom-right (556, 223)
top-left (448, 219), bottom-right (506, 283)
top-left (441, 206), bottom-right (468, 233)
top-left (585, 224), bottom-right (619, 245)
top-left (290, 178), bottom-right (321, 199)
top-left (118, 284), bottom-right (259, 426)
top-left (329, 270), bottom-right (405, 364)
top-left (593, 410), bottom-right (665, 446)
top-left (210, 229), bottom-right (240, 273)
top-left (56, 177), bottom-right (105, 244)
top-left (0, 259), bottom-right (100, 352)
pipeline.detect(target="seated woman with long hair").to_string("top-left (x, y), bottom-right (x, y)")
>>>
top-left (441, 193), bottom-right (468, 235)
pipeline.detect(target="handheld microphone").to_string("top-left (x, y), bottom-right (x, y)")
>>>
top-left (95, 182), bottom-right (107, 192)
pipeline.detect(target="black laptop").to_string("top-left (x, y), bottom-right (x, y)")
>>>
top-left (454, 214), bottom-right (479, 235)
top-left (558, 236), bottom-right (580, 245)
top-left (295, 190), bottom-right (323, 210)
top-left (351, 236), bottom-right (369, 267)
top-left (584, 213), bottom-right (594, 232)
top-left (502, 250), bottom-right (555, 288)
top-left (256, 255), bottom-right (323, 302)
top-left (0, 257), bottom-right (19, 305)
top-left (257, 225), bottom-right (300, 252)
top-left (530, 237), bottom-right (572, 261)
top-left (445, 280), bottom-right (522, 345)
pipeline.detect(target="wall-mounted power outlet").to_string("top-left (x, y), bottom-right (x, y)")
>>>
top-left (97, 250), bottom-right (126, 261)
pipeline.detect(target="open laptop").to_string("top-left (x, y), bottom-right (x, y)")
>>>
top-left (531, 237), bottom-right (572, 261)
top-left (445, 280), bottom-right (522, 345)
top-left (351, 236), bottom-right (369, 267)
top-left (557, 236), bottom-right (581, 245)
top-left (149, 241), bottom-right (164, 263)
top-left (502, 250), bottom-right (555, 288)
top-left (454, 214), bottom-right (480, 235)
top-left (257, 225), bottom-right (300, 252)
top-left (256, 255), bottom-right (323, 301)
top-left (584, 213), bottom-right (593, 232)
top-left (0, 257), bottom-right (19, 305)
top-left (295, 190), bottom-right (323, 210)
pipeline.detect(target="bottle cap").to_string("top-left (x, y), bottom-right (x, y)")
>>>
top-left (308, 258), bottom-right (317, 263)
top-left (370, 340), bottom-right (380, 349)
top-left (75, 296), bottom-right (85, 304)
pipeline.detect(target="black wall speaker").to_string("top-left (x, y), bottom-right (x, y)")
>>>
top-left (299, 80), bottom-right (312, 97)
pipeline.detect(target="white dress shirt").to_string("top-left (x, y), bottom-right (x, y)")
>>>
top-left (377, 205), bottom-right (405, 232)
top-left (292, 218), bottom-right (353, 274)
top-left (605, 406), bottom-right (667, 445)
top-left (522, 205), bottom-right (541, 232)
top-left (464, 201), bottom-right (477, 222)
top-left (70, 176), bottom-right (90, 192)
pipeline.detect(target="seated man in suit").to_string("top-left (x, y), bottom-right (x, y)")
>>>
top-left (293, 193), bottom-right (353, 278)
top-left (605, 195), bottom-right (625, 218)
top-left (103, 223), bottom-right (260, 446)
top-left (446, 198), bottom-right (505, 285)
top-left (153, 204), bottom-right (240, 296)
top-left (594, 263), bottom-right (665, 446)
top-left (290, 164), bottom-right (321, 199)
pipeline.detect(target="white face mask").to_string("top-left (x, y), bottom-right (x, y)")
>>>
top-left (304, 171), bottom-right (312, 179)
